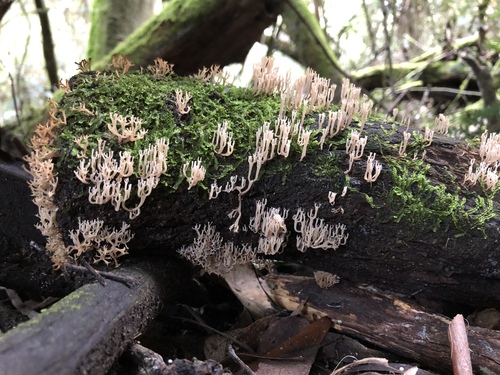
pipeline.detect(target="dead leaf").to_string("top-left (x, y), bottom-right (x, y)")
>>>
top-left (232, 316), bottom-right (331, 375)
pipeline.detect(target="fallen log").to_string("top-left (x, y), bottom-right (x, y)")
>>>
top-left (267, 274), bottom-right (500, 374)
top-left (0, 259), bottom-right (200, 375)
top-left (35, 65), bottom-right (500, 313)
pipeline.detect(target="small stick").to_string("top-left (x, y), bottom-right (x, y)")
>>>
top-left (80, 259), bottom-right (107, 286)
top-left (448, 314), bottom-right (473, 375)
top-left (65, 261), bottom-right (137, 288)
top-left (228, 344), bottom-right (255, 375)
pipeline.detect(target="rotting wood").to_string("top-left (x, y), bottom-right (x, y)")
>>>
top-left (0, 260), bottom-right (198, 375)
top-left (267, 274), bottom-right (500, 375)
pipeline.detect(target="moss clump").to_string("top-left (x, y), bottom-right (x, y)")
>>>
top-left (385, 158), bottom-right (495, 235)
top-left (56, 71), bottom-right (282, 190)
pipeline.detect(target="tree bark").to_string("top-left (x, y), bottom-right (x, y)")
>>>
top-left (354, 60), bottom-right (482, 102)
top-left (352, 35), bottom-right (500, 110)
top-left (92, 0), bottom-right (284, 75)
top-left (87, 0), bottom-right (156, 62)
top-left (268, 274), bottom-right (500, 374)
top-left (461, 55), bottom-right (500, 132)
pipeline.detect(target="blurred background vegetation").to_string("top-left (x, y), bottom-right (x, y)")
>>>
top-left (0, 0), bottom-right (498, 158)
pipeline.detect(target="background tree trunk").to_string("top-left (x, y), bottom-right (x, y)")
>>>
top-left (280, 0), bottom-right (345, 96)
top-left (34, 0), bottom-right (59, 90)
top-left (91, 0), bottom-right (284, 75)
top-left (87, 0), bottom-right (156, 62)
top-left (0, 0), bottom-right (13, 24)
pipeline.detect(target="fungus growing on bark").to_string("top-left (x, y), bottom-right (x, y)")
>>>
top-left (479, 131), bottom-right (500, 165)
top-left (212, 121), bottom-right (234, 156)
top-left (177, 223), bottom-right (257, 275)
top-left (108, 53), bottom-right (134, 76)
top-left (183, 158), bottom-right (206, 190)
top-left (398, 131), bottom-right (411, 156)
top-left (346, 130), bottom-right (367, 161)
top-left (147, 57), bottom-right (174, 77)
top-left (107, 112), bottom-right (148, 144)
top-left (463, 130), bottom-right (500, 191)
top-left (75, 137), bottom-right (168, 219)
top-left (423, 127), bottom-right (434, 145)
top-left (297, 126), bottom-right (312, 161)
top-left (59, 78), bottom-right (70, 93)
top-left (71, 102), bottom-right (95, 116)
top-left (69, 219), bottom-right (133, 267)
top-left (314, 271), bottom-right (340, 289)
top-left (73, 135), bottom-right (89, 158)
top-left (24, 101), bottom-right (68, 267)
top-left (435, 113), bottom-right (450, 135)
top-left (293, 204), bottom-right (349, 252)
top-left (175, 89), bottom-right (192, 114)
top-left (28, 55), bottom-right (366, 272)
top-left (249, 199), bottom-right (288, 255)
top-left (359, 95), bottom-right (374, 132)
top-left (275, 117), bottom-right (292, 157)
top-left (364, 152), bottom-right (382, 183)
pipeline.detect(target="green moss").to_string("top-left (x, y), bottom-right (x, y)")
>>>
top-left (384, 158), bottom-right (495, 235)
top-left (56, 71), bottom-right (281, 191)
top-left (310, 151), bottom-right (345, 191)
top-left (52, 67), bottom-right (497, 241)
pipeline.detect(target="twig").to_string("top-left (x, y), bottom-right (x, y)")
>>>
top-left (178, 306), bottom-right (255, 354)
top-left (448, 314), bottom-right (473, 375)
top-left (80, 259), bottom-right (107, 286)
top-left (8, 73), bottom-right (21, 131)
top-left (0, 286), bottom-right (38, 319)
top-left (64, 261), bottom-right (137, 288)
top-left (228, 344), bottom-right (256, 375)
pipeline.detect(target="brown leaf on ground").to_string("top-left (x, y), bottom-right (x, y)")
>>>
top-left (231, 315), bottom-right (331, 375)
